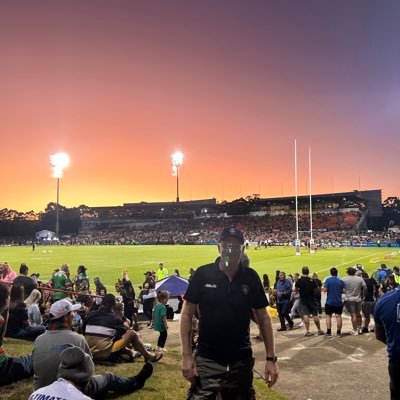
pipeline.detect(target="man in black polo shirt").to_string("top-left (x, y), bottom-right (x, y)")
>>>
top-left (295, 266), bottom-right (324, 337)
top-left (180, 227), bottom-right (278, 399)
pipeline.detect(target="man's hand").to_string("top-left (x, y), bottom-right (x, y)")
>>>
top-left (265, 361), bottom-right (279, 388)
top-left (181, 353), bottom-right (198, 384)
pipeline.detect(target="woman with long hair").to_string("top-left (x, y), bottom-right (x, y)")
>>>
top-left (24, 289), bottom-right (43, 326)
top-left (5, 285), bottom-right (45, 341)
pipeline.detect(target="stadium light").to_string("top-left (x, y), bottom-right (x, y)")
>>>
top-left (50, 152), bottom-right (70, 238)
top-left (171, 151), bottom-right (183, 203)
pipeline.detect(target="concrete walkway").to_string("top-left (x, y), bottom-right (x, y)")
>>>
top-left (139, 313), bottom-right (389, 400)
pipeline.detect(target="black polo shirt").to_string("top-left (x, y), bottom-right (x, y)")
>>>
top-left (184, 258), bottom-right (268, 364)
top-left (295, 276), bottom-right (318, 303)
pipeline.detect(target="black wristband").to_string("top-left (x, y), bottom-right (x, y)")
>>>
top-left (266, 356), bottom-right (278, 363)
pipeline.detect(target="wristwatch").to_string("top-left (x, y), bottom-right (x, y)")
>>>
top-left (266, 356), bottom-right (278, 363)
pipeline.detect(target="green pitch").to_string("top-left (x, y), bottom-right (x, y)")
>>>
top-left (1, 245), bottom-right (399, 292)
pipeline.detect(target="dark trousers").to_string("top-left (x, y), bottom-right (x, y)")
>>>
top-left (277, 300), bottom-right (293, 329)
top-left (85, 372), bottom-right (138, 399)
top-left (143, 299), bottom-right (154, 322)
top-left (158, 330), bottom-right (167, 348)
top-left (0, 354), bottom-right (33, 386)
top-left (188, 354), bottom-right (255, 400)
top-left (389, 359), bottom-right (400, 400)
top-left (8, 325), bottom-right (46, 341)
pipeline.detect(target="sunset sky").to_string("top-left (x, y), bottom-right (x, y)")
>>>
top-left (1, 1), bottom-right (399, 212)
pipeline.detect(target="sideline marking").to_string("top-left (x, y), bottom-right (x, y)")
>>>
top-left (315, 250), bottom-right (389, 274)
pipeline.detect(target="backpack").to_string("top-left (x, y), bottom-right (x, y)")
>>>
top-left (166, 304), bottom-right (174, 320)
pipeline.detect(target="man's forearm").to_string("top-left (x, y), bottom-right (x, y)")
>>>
top-left (257, 310), bottom-right (276, 357)
top-left (180, 310), bottom-right (194, 356)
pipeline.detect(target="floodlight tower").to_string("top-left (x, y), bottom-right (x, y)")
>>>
top-left (50, 152), bottom-right (70, 238)
top-left (171, 151), bottom-right (183, 203)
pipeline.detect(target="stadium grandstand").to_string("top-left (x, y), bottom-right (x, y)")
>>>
top-left (70, 189), bottom-right (397, 247)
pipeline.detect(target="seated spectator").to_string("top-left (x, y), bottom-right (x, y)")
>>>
top-left (0, 262), bottom-right (17, 283)
top-left (0, 283), bottom-right (34, 386)
top-left (5, 284), bottom-right (45, 341)
top-left (30, 346), bottom-right (94, 400)
top-left (24, 289), bottom-right (43, 326)
top-left (32, 299), bottom-right (153, 398)
top-left (13, 263), bottom-right (37, 298)
top-left (83, 294), bottom-right (162, 363)
top-left (30, 346), bottom-right (153, 400)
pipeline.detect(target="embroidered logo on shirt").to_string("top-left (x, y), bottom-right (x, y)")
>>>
top-left (241, 284), bottom-right (250, 295)
top-left (204, 284), bottom-right (217, 288)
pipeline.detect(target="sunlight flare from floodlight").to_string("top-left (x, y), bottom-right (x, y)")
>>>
top-left (50, 152), bottom-right (70, 178)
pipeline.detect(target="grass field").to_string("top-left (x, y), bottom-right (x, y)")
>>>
top-left (2, 244), bottom-right (398, 399)
top-left (1, 244), bottom-right (399, 292)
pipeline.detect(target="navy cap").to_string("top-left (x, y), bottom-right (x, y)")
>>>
top-left (219, 227), bottom-right (245, 244)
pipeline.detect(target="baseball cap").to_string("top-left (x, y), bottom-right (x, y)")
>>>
top-left (355, 270), bottom-right (363, 277)
top-left (49, 299), bottom-right (81, 320)
top-left (219, 227), bottom-right (245, 244)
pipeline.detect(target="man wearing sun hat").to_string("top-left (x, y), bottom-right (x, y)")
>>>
top-left (180, 226), bottom-right (278, 399)
top-left (29, 346), bottom-right (94, 400)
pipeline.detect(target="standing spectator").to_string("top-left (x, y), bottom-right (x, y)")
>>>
top-left (0, 283), bottom-right (34, 386)
top-left (361, 271), bottom-right (379, 333)
top-left (5, 285), bottom-right (45, 341)
top-left (73, 265), bottom-right (90, 303)
top-left (393, 266), bottom-right (400, 285)
top-left (13, 263), bottom-right (37, 299)
top-left (312, 272), bottom-right (323, 314)
top-left (153, 291), bottom-right (169, 352)
top-left (274, 271), bottom-right (293, 331)
top-left (143, 271), bottom-right (156, 289)
top-left (343, 267), bottom-right (366, 335)
top-left (323, 267), bottom-right (345, 338)
top-left (52, 264), bottom-right (73, 301)
top-left (263, 274), bottom-right (270, 292)
top-left (24, 289), bottom-right (43, 326)
top-left (381, 274), bottom-right (399, 294)
top-left (295, 266), bottom-right (324, 337)
top-left (289, 273), bottom-right (303, 326)
top-left (377, 264), bottom-right (393, 286)
top-left (188, 268), bottom-right (196, 281)
top-left (156, 263), bottom-right (168, 281)
top-left (140, 283), bottom-right (156, 327)
top-left (180, 227), bottom-right (278, 398)
top-left (117, 271), bottom-right (138, 330)
top-left (93, 277), bottom-right (107, 296)
top-left (374, 287), bottom-right (400, 400)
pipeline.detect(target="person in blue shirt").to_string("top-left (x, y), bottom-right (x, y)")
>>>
top-left (374, 288), bottom-right (400, 400)
top-left (274, 271), bottom-right (294, 331)
top-left (323, 267), bottom-right (345, 338)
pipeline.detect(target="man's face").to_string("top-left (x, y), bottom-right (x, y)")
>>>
top-left (218, 237), bottom-right (244, 269)
top-left (279, 272), bottom-right (286, 281)
top-left (159, 264), bottom-right (163, 269)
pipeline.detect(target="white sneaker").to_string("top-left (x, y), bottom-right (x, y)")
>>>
top-left (298, 321), bottom-right (305, 327)
top-left (351, 330), bottom-right (359, 336)
top-left (157, 347), bottom-right (167, 353)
